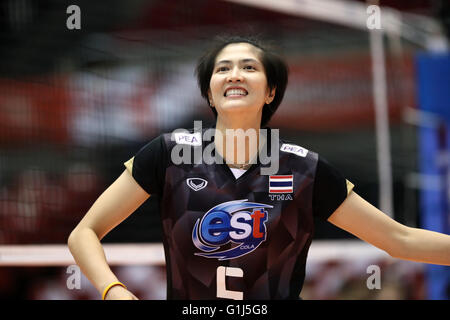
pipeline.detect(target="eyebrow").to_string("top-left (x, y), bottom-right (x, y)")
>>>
top-left (215, 58), bottom-right (260, 65)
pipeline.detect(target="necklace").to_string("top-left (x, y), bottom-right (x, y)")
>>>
top-left (228, 163), bottom-right (252, 170)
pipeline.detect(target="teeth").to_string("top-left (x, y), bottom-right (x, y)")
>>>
top-left (225, 89), bottom-right (247, 97)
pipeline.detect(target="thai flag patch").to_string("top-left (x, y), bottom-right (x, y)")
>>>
top-left (269, 175), bottom-right (293, 193)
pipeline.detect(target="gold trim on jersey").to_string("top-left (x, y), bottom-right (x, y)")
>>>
top-left (124, 157), bottom-right (134, 174)
top-left (346, 179), bottom-right (355, 195)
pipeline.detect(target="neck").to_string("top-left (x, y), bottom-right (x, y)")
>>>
top-left (214, 116), bottom-right (264, 168)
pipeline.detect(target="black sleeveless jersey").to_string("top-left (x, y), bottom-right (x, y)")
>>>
top-left (124, 127), bottom-right (353, 300)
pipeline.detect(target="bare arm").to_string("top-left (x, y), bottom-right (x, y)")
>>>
top-left (67, 169), bottom-right (150, 298)
top-left (328, 191), bottom-right (450, 266)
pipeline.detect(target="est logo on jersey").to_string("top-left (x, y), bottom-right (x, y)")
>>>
top-left (192, 200), bottom-right (272, 260)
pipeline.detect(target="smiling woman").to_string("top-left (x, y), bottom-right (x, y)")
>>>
top-left (196, 35), bottom-right (288, 129)
top-left (67, 34), bottom-right (450, 301)
top-left (195, 36), bottom-right (288, 169)
top-left (208, 43), bottom-right (274, 124)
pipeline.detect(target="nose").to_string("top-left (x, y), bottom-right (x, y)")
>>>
top-left (227, 66), bottom-right (243, 82)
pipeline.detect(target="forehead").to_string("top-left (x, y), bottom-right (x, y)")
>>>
top-left (215, 42), bottom-right (262, 63)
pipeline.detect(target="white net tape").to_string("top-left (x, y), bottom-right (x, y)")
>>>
top-left (0, 240), bottom-right (392, 267)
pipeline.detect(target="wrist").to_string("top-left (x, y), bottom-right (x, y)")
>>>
top-left (102, 281), bottom-right (127, 300)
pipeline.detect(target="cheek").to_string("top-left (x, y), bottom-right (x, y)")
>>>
top-left (254, 84), bottom-right (270, 100)
top-left (209, 77), bottom-right (222, 98)
top-left (251, 75), bottom-right (269, 94)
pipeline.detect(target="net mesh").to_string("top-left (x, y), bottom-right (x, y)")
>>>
top-left (0, 12), bottom-right (418, 245)
top-left (0, 0), bottom-right (436, 300)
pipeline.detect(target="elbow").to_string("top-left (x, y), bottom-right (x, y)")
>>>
top-left (67, 228), bottom-right (79, 252)
top-left (67, 225), bottom-right (100, 251)
top-left (385, 246), bottom-right (401, 260)
top-left (68, 225), bottom-right (85, 252)
top-left (381, 244), bottom-right (403, 260)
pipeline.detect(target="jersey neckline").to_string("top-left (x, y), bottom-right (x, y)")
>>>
top-left (202, 126), bottom-right (273, 183)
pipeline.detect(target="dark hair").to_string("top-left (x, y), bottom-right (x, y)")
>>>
top-left (195, 35), bottom-right (289, 127)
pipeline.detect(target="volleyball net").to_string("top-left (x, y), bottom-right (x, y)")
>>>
top-left (0, 241), bottom-right (426, 300)
top-left (0, 0), bottom-right (448, 299)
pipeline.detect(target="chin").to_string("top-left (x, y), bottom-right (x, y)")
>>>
top-left (221, 101), bottom-right (255, 110)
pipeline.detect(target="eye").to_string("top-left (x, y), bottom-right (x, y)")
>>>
top-left (216, 66), bottom-right (229, 72)
top-left (243, 65), bottom-right (256, 71)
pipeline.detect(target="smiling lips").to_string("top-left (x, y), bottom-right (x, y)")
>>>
top-left (224, 87), bottom-right (248, 97)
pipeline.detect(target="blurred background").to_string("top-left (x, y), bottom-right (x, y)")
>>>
top-left (0, 0), bottom-right (449, 300)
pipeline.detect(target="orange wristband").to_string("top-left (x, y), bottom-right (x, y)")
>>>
top-left (102, 281), bottom-right (127, 300)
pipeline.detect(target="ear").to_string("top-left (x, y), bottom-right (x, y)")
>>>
top-left (207, 89), bottom-right (214, 107)
top-left (266, 87), bottom-right (276, 104)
